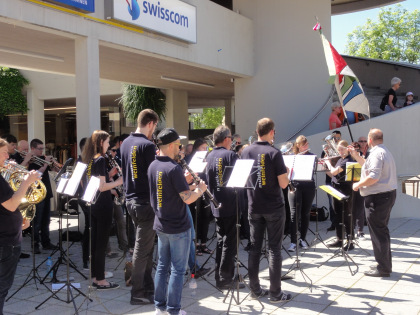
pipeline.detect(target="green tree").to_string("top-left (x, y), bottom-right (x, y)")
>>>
top-left (0, 67), bottom-right (29, 117)
top-left (189, 107), bottom-right (225, 129)
top-left (345, 5), bottom-right (420, 64)
top-left (118, 84), bottom-right (166, 123)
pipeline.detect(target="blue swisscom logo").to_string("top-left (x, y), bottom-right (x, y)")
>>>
top-left (127, 0), bottom-right (190, 28)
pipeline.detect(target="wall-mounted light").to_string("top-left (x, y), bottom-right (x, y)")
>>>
top-left (161, 76), bottom-right (214, 88)
top-left (0, 46), bottom-right (64, 62)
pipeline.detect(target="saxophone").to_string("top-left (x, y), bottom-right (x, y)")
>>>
top-left (104, 152), bottom-right (125, 205)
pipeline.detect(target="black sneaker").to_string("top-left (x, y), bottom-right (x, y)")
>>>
top-left (43, 243), bottom-right (58, 250)
top-left (96, 282), bottom-right (120, 290)
top-left (269, 292), bottom-right (292, 303)
top-left (20, 253), bottom-right (30, 259)
top-left (344, 242), bottom-right (354, 251)
top-left (130, 296), bottom-right (154, 305)
top-left (251, 288), bottom-right (268, 299)
top-left (193, 267), bottom-right (211, 279)
top-left (327, 240), bottom-right (343, 248)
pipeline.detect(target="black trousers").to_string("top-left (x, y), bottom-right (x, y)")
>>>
top-left (332, 184), bottom-right (354, 240)
top-left (352, 190), bottom-right (365, 233)
top-left (214, 215), bottom-right (236, 285)
top-left (288, 185), bottom-right (316, 244)
top-left (364, 190), bottom-right (396, 274)
top-left (190, 197), bottom-right (212, 244)
top-left (0, 245), bottom-right (20, 315)
top-left (91, 206), bottom-right (113, 281)
top-left (78, 199), bottom-right (90, 265)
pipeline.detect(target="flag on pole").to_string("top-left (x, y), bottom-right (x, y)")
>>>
top-left (314, 24), bottom-right (370, 118)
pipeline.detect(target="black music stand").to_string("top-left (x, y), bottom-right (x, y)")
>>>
top-left (222, 161), bottom-right (263, 315)
top-left (344, 163), bottom-right (371, 256)
top-left (77, 175), bottom-right (112, 314)
top-left (317, 185), bottom-right (358, 275)
top-left (36, 163), bottom-right (90, 313)
top-left (281, 155), bottom-right (315, 289)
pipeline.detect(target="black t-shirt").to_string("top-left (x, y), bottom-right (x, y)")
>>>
top-left (331, 154), bottom-right (355, 188)
top-left (28, 159), bottom-right (53, 199)
top-left (386, 88), bottom-right (397, 106)
top-left (241, 141), bottom-right (287, 214)
top-left (0, 175), bottom-right (23, 246)
top-left (120, 133), bottom-right (156, 202)
top-left (87, 156), bottom-right (113, 212)
top-left (148, 156), bottom-right (190, 234)
top-left (205, 146), bottom-right (238, 217)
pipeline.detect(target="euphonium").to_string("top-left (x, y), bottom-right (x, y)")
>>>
top-left (323, 135), bottom-right (340, 158)
top-left (0, 161), bottom-right (47, 221)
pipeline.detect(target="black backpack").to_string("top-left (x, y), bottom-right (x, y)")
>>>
top-left (310, 205), bottom-right (329, 222)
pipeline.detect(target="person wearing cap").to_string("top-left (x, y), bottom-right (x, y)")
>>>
top-left (149, 128), bottom-right (207, 315)
top-left (403, 92), bottom-right (416, 107)
top-left (120, 109), bottom-right (159, 305)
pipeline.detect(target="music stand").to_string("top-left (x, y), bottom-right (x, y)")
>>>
top-left (222, 160), bottom-right (263, 314)
top-left (344, 163), bottom-right (371, 256)
top-left (36, 162), bottom-right (90, 313)
top-left (77, 176), bottom-right (112, 314)
top-left (317, 185), bottom-right (358, 275)
top-left (281, 155), bottom-right (315, 289)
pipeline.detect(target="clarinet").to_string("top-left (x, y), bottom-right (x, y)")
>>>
top-left (104, 152), bottom-right (125, 205)
top-left (180, 159), bottom-right (221, 209)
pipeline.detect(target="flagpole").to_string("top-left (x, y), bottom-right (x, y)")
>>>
top-left (334, 76), bottom-right (354, 142)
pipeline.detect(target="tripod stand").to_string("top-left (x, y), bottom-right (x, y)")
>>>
top-left (36, 195), bottom-right (90, 312)
top-left (318, 191), bottom-right (358, 275)
top-left (281, 189), bottom-right (312, 290)
top-left (37, 196), bottom-right (87, 284)
top-left (224, 189), bottom-right (263, 314)
top-left (6, 219), bottom-right (43, 302)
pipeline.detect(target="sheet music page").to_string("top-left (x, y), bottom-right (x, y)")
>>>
top-left (63, 162), bottom-right (87, 196)
top-left (226, 159), bottom-right (254, 188)
top-left (319, 185), bottom-right (347, 200)
top-left (282, 155), bottom-right (316, 181)
top-left (345, 162), bottom-right (361, 181)
top-left (56, 178), bottom-right (68, 194)
top-left (188, 151), bottom-right (207, 173)
top-left (82, 176), bottom-right (100, 203)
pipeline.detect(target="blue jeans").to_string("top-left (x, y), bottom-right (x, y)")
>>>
top-left (187, 207), bottom-right (200, 271)
top-left (0, 245), bottom-right (21, 314)
top-left (154, 230), bottom-right (191, 315)
top-left (248, 209), bottom-right (285, 298)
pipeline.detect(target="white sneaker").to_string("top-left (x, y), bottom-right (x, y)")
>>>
top-left (178, 310), bottom-right (187, 315)
top-left (104, 271), bottom-right (114, 279)
top-left (357, 232), bottom-right (366, 240)
top-left (288, 243), bottom-right (296, 252)
top-left (299, 239), bottom-right (309, 250)
top-left (155, 309), bottom-right (169, 315)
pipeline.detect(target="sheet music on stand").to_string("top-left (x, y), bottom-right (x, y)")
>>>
top-left (319, 185), bottom-right (348, 201)
top-left (345, 162), bottom-right (361, 182)
top-left (283, 155), bottom-right (316, 181)
top-left (82, 176), bottom-right (101, 204)
top-left (56, 162), bottom-right (87, 196)
top-left (188, 151), bottom-right (207, 173)
top-left (226, 159), bottom-right (256, 188)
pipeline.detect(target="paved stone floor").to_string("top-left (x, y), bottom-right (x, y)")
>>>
top-left (4, 213), bottom-right (420, 315)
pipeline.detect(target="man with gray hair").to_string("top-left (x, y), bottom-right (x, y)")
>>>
top-left (350, 128), bottom-right (397, 277)
top-left (205, 125), bottom-right (240, 289)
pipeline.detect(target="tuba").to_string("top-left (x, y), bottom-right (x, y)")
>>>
top-left (323, 135), bottom-right (340, 158)
top-left (0, 161), bottom-right (47, 221)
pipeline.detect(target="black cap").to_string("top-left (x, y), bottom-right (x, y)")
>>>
top-left (157, 128), bottom-right (180, 146)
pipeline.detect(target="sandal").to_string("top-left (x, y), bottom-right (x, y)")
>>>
top-left (200, 245), bottom-right (213, 254)
top-left (195, 249), bottom-right (203, 256)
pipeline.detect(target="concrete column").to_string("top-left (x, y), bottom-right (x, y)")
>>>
top-left (233, 0), bottom-right (332, 141)
top-left (27, 88), bottom-right (45, 144)
top-left (75, 37), bottom-right (101, 151)
top-left (165, 89), bottom-right (189, 140)
top-left (224, 99), bottom-right (232, 130)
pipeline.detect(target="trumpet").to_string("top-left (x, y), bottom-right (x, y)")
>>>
top-left (14, 149), bottom-right (62, 172)
top-left (104, 152), bottom-right (125, 205)
top-left (180, 159), bottom-right (221, 209)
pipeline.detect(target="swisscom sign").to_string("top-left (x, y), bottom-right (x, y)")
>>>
top-left (105, 0), bottom-right (197, 43)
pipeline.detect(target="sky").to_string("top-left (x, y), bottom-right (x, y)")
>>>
top-left (331, 0), bottom-right (419, 54)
